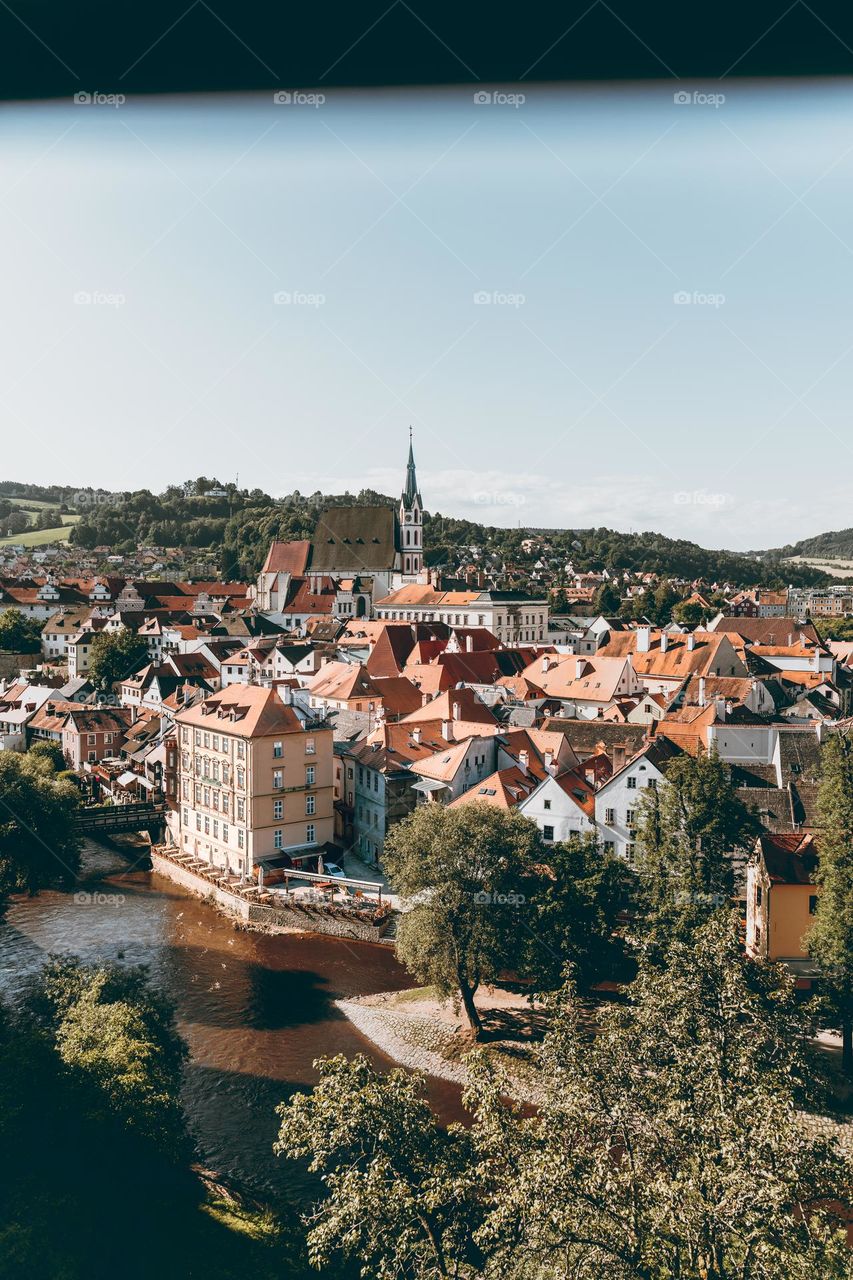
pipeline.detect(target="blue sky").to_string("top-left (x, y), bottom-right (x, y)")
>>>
top-left (1, 80), bottom-right (851, 550)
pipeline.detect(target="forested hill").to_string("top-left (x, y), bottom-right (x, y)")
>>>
top-left (764, 527), bottom-right (853, 562)
top-left (3, 476), bottom-right (830, 588)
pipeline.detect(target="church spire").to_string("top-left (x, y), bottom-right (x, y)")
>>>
top-left (402, 426), bottom-right (420, 507)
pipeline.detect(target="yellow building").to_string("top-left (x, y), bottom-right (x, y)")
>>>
top-left (745, 833), bottom-right (819, 964)
top-left (175, 685), bottom-right (334, 875)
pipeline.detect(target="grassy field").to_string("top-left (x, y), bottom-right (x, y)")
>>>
top-left (0, 519), bottom-right (78, 547)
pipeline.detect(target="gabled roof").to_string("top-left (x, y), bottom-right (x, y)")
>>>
top-left (310, 507), bottom-right (398, 573)
top-left (450, 766), bottom-right (538, 809)
top-left (755, 832), bottom-right (818, 884)
top-left (175, 685), bottom-right (308, 738)
top-left (262, 540), bottom-right (312, 576)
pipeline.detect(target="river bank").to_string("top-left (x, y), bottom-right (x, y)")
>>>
top-left (336, 985), bottom-right (546, 1101)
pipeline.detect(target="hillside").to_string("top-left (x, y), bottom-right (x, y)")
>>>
top-left (0, 477), bottom-right (831, 588)
top-left (766, 527), bottom-right (853, 562)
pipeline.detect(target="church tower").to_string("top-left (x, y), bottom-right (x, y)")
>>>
top-left (399, 428), bottom-right (423, 579)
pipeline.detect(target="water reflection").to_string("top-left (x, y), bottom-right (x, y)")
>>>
top-left (0, 840), bottom-right (464, 1205)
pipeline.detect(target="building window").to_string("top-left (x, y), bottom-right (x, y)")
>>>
top-left (543, 798), bottom-right (551, 811)
top-left (204, 816), bottom-right (210, 835)
top-left (238, 829), bottom-right (244, 849)
top-left (626, 843), bottom-right (636, 865)
top-left (273, 740), bottom-right (283, 758)
top-left (273, 799), bottom-right (283, 819)
top-left (542, 824), bottom-right (554, 842)
top-left (625, 809), bottom-right (636, 829)
top-left (306, 765), bottom-right (315, 786)
top-left (222, 823), bottom-right (229, 843)
top-left (196, 813), bottom-right (201, 831)
top-left (809, 894), bottom-right (819, 915)
top-left (237, 741), bottom-right (245, 759)
top-left (274, 829), bottom-right (283, 850)
top-left (305, 737), bottom-right (316, 755)
top-left (306, 794), bottom-right (315, 816)
top-left (756, 885), bottom-right (762, 907)
top-left (306, 823), bottom-right (316, 843)
top-left (273, 770), bottom-right (283, 789)
top-left (626, 776), bottom-right (637, 790)
top-left (605, 808), bottom-right (616, 825)
top-left (237, 767), bottom-right (245, 789)
top-left (237, 798), bottom-right (245, 821)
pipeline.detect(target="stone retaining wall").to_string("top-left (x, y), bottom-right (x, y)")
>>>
top-left (150, 850), bottom-right (392, 944)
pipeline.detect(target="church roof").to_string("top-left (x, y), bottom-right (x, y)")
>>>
top-left (309, 506), bottom-right (399, 573)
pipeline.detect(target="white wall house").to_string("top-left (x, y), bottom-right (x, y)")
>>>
top-left (594, 743), bottom-right (676, 863)
top-left (518, 771), bottom-right (595, 844)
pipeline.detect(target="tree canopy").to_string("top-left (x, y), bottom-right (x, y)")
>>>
top-left (88, 628), bottom-right (149, 691)
top-left (0, 749), bottom-right (81, 903)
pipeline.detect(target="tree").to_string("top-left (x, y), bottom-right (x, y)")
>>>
top-left (593, 579), bottom-right (622, 615)
top-left (383, 803), bottom-right (543, 1038)
top-left (807, 732), bottom-right (853, 1077)
top-left (0, 607), bottom-right (42, 653)
top-left (671, 598), bottom-right (707, 626)
top-left (27, 739), bottom-right (66, 772)
top-left (88, 628), bottom-right (149, 691)
top-left (277, 918), bottom-right (853, 1280)
top-left (635, 749), bottom-right (758, 947)
top-left (0, 751), bottom-right (81, 903)
top-left (276, 1055), bottom-right (485, 1279)
top-left (523, 832), bottom-right (634, 990)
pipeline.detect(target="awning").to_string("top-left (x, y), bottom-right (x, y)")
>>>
top-left (116, 770), bottom-right (151, 789)
top-left (410, 778), bottom-right (449, 794)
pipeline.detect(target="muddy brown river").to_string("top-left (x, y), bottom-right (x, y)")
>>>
top-left (0, 840), bottom-right (463, 1207)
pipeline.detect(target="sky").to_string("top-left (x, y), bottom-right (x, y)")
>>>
top-left (0, 79), bottom-right (851, 551)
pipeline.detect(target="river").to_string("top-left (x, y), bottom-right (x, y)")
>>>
top-left (0, 839), bottom-right (463, 1207)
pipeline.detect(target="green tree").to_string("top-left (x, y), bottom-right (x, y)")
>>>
top-left (593, 579), bottom-right (622, 615)
top-left (88, 628), bottom-right (149, 691)
top-left (277, 919), bottom-right (852, 1280)
top-left (807, 733), bottom-right (853, 1077)
top-left (671, 598), bottom-right (707, 626)
top-left (0, 607), bottom-right (42, 653)
top-left (523, 832), bottom-right (633, 990)
top-left (276, 1055), bottom-right (485, 1279)
top-left (383, 803), bottom-right (543, 1038)
top-left (27, 738), bottom-right (66, 772)
top-left (635, 750), bottom-right (757, 946)
top-left (0, 751), bottom-right (80, 902)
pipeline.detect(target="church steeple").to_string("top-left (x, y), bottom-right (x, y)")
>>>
top-left (402, 425), bottom-right (421, 507)
top-left (399, 427), bottom-right (423, 579)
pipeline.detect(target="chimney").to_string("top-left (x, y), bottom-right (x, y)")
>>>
top-left (660, 632), bottom-right (668, 653)
top-left (541, 655), bottom-right (551, 674)
top-left (612, 743), bottom-right (626, 773)
top-left (412, 726), bottom-right (421, 744)
top-left (518, 749), bottom-right (529, 772)
top-left (281, 683), bottom-right (292, 705)
top-left (442, 719), bottom-right (454, 740)
top-left (715, 697), bottom-right (727, 721)
top-left (636, 626), bottom-right (651, 653)
top-left (575, 658), bottom-right (585, 679)
top-left (686, 633), bottom-right (696, 651)
top-left (452, 700), bottom-right (462, 720)
top-left (466, 634), bottom-right (473, 653)
top-left (698, 676), bottom-right (706, 707)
